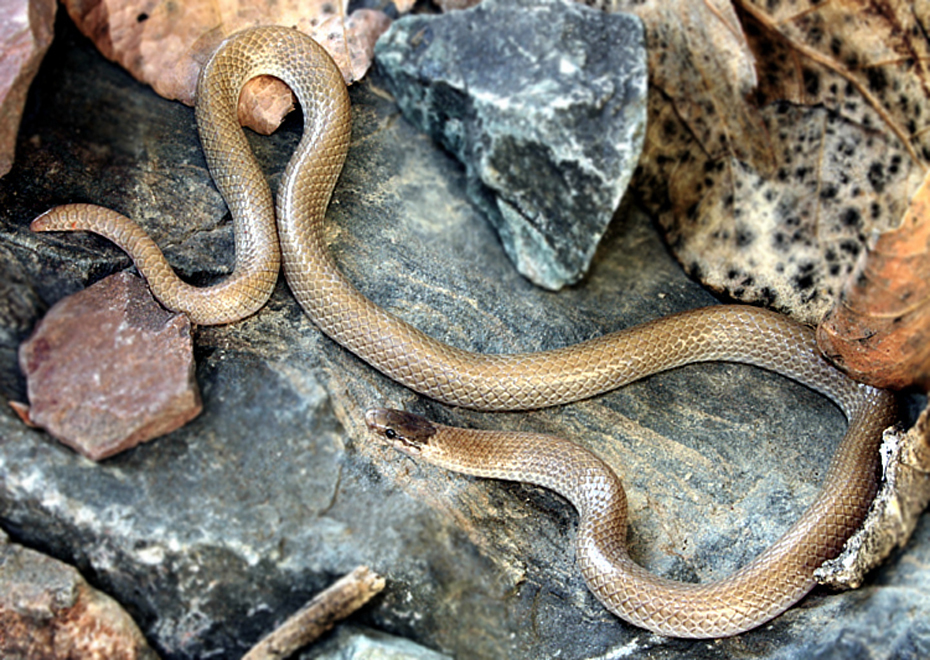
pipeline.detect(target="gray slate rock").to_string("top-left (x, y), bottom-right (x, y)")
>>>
top-left (1, 14), bottom-right (928, 660)
top-left (375, 0), bottom-right (647, 289)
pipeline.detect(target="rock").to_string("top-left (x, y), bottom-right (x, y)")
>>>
top-left (0, 529), bottom-right (160, 660)
top-left (434, 0), bottom-right (480, 11)
top-left (18, 271), bottom-right (201, 460)
top-left (374, 0), bottom-right (647, 290)
top-left (0, 0), bottom-right (57, 177)
top-left (1, 14), bottom-right (928, 660)
top-left (298, 625), bottom-right (452, 660)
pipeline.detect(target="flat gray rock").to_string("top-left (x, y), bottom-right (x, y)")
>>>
top-left (375, 0), bottom-right (647, 289)
top-left (0, 14), bottom-right (927, 660)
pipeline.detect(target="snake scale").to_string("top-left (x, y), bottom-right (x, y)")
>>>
top-left (32, 26), bottom-right (897, 638)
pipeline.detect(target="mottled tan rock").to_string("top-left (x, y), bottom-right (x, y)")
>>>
top-left (18, 271), bottom-right (201, 460)
top-left (0, 0), bottom-right (57, 177)
top-left (0, 530), bottom-right (160, 660)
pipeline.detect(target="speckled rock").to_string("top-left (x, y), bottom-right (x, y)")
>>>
top-left (0, 13), bottom-right (928, 660)
top-left (375, 0), bottom-right (647, 290)
top-left (298, 625), bottom-right (451, 660)
top-left (0, 529), bottom-right (159, 660)
top-left (0, 0), bottom-right (57, 177)
top-left (17, 271), bottom-right (201, 461)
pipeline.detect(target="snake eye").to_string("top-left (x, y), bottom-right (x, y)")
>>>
top-left (385, 428), bottom-right (397, 440)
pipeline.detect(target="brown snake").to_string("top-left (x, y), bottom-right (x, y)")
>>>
top-left (32, 27), bottom-right (898, 637)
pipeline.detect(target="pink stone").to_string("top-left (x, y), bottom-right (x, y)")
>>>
top-left (0, 0), bottom-right (57, 177)
top-left (0, 530), bottom-right (160, 659)
top-left (19, 271), bottom-right (201, 460)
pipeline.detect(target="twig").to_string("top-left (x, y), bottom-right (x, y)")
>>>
top-left (242, 566), bottom-right (386, 660)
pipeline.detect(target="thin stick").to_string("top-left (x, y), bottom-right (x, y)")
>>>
top-left (242, 566), bottom-right (386, 660)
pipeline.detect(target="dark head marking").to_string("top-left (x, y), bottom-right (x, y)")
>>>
top-left (365, 409), bottom-right (437, 455)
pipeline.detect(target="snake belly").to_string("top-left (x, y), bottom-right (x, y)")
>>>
top-left (30, 26), bottom-right (898, 637)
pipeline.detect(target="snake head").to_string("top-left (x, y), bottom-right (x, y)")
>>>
top-left (365, 408), bottom-right (436, 457)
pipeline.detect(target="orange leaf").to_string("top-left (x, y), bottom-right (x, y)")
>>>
top-left (817, 170), bottom-right (930, 390)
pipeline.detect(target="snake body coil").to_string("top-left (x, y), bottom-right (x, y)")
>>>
top-left (367, 375), bottom-right (894, 638)
top-left (32, 27), bottom-right (898, 638)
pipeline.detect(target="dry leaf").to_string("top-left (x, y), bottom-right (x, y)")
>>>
top-left (816, 406), bottom-right (930, 587)
top-left (663, 103), bottom-right (919, 321)
top-left (743, 0), bottom-right (930, 166)
top-left (62, 0), bottom-right (392, 134)
top-left (332, 9), bottom-right (392, 84)
top-left (631, 0), bottom-right (767, 167)
top-left (393, 0), bottom-right (417, 11)
top-left (817, 170), bottom-right (930, 389)
top-left (614, 0), bottom-right (930, 323)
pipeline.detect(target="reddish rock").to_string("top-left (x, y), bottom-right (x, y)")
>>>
top-left (18, 271), bottom-right (201, 460)
top-left (0, 0), bottom-right (57, 177)
top-left (0, 530), bottom-right (160, 659)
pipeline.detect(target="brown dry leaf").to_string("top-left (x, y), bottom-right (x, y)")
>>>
top-left (817, 170), bottom-right (930, 389)
top-left (626, 0), bottom-right (768, 167)
top-left (393, 0), bottom-right (418, 14)
top-left (616, 0), bottom-right (930, 324)
top-left (62, 0), bottom-right (392, 134)
top-left (743, 0), bottom-right (929, 165)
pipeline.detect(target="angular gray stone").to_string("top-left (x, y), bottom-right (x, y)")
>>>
top-left (299, 625), bottom-right (451, 660)
top-left (0, 13), bottom-right (928, 660)
top-left (17, 271), bottom-right (201, 461)
top-left (375, 0), bottom-right (647, 289)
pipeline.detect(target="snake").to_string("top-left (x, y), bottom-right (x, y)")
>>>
top-left (30, 26), bottom-right (898, 637)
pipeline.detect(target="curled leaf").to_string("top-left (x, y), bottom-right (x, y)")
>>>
top-left (818, 170), bottom-right (930, 390)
